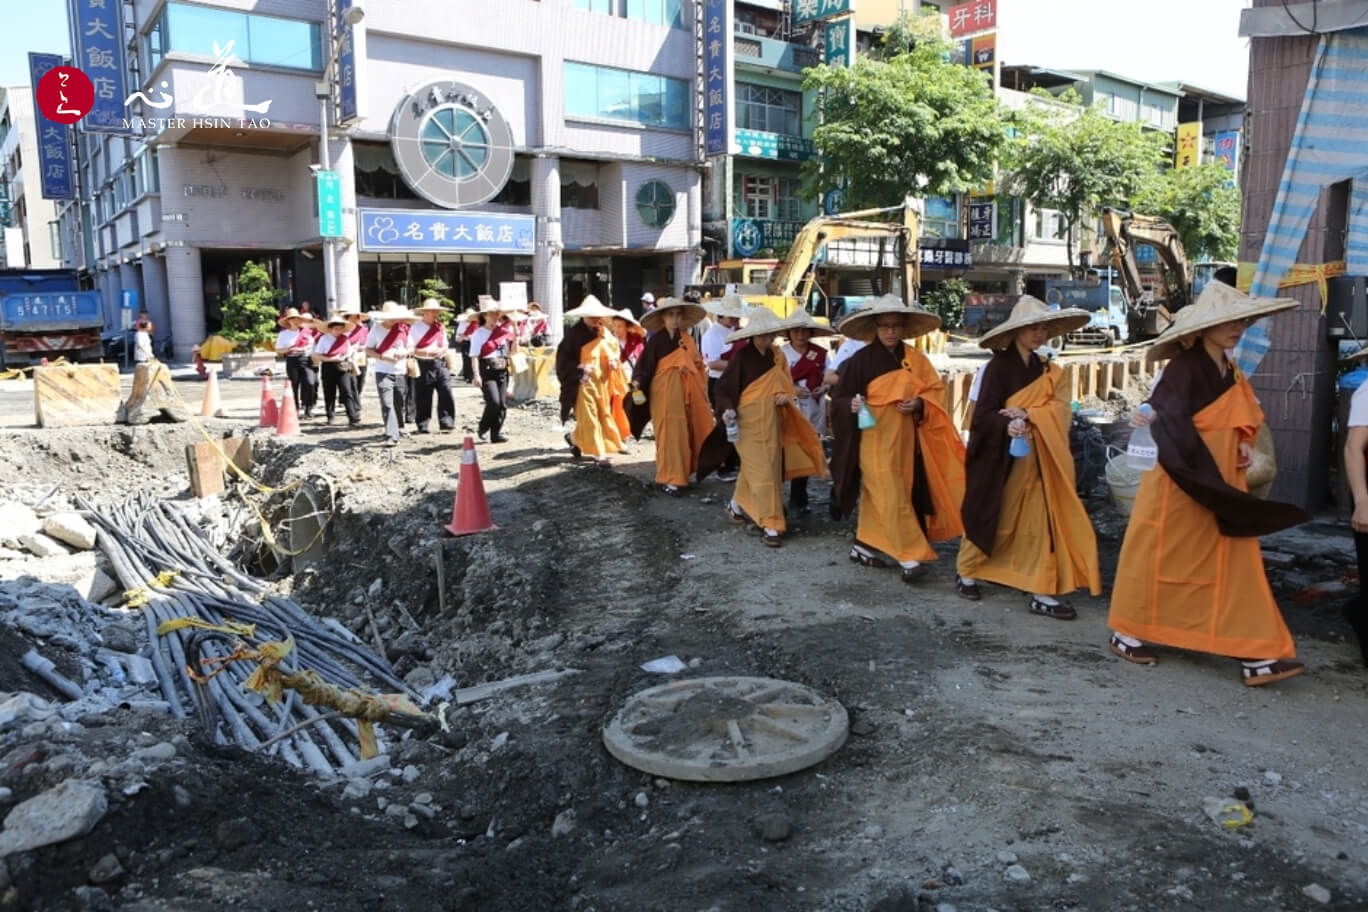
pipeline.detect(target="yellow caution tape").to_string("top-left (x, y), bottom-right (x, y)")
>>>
top-left (1236, 260), bottom-right (1346, 314)
top-left (1218, 802), bottom-right (1253, 828)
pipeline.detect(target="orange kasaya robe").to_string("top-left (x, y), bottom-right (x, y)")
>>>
top-left (572, 328), bottom-right (625, 459)
top-left (731, 348), bottom-right (829, 533)
top-left (857, 345), bottom-right (966, 563)
top-left (607, 337), bottom-right (634, 444)
top-left (650, 334), bottom-right (716, 487)
top-left (956, 363), bottom-right (1102, 596)
top-left (1108, 380), bottom-right (1294, 659)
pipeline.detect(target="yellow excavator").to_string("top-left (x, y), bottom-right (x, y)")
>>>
top-left (1101, 207), bottom-right (1235, 340)
top-left (690, 205), bottom-right (921, 321)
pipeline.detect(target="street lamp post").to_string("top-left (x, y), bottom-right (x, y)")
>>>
top-left (315, 3), bottom-right (365, 317)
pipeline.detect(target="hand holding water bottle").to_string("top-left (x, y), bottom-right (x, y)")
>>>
top-left (723, 408), bottom-right (739, 442)
top-left (1008, 418), bottom-right (1030, 458)
top-left (1126, 404), bottom-right (1158, 470)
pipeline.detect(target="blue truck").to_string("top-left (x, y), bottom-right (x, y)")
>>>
top-left (1044, 278), bottom-right (1129, 348)
top-left (0, 269), bottom-right (104, 367)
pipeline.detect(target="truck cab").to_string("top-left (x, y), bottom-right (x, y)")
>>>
top-left (1045, 278), bottom-right (1128, 347)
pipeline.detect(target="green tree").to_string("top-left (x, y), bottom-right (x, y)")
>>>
top-left (1002, 96), bottom-right (1168, 272)
top-left (220, 260), bottom-right (284, 350)
top-left (1130, 162), bottom-right (1241, 261)
top-left (418, 275), bottom-right (456, 327)
top-left (803, 28), bottom-right (1007, 209)
top-left (922, 277), bottom-right (970, 330)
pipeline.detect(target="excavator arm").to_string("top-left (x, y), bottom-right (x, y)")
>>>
top-left (1101, 207), bottom-right (1191, 326)
top-left (766, 205), bottom-right (921, 316)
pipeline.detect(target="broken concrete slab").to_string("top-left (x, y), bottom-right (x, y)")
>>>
top-left (19, 532), bottom-right (69, 559)
top-left (0, 778), bottom-right (107, 856)
top-left (42, 512), bottom-right (99, 550)
top-left (0, 502), bottom-right (41, 541)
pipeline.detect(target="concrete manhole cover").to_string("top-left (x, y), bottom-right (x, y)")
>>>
top-left (602, 676), bottom-right (848, 782)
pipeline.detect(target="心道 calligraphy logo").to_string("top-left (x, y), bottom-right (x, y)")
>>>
top-left (35, 67), bottom-right (93, 125)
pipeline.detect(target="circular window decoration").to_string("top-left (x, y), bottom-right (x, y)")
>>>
top-left (636, 180), bottom-right (676, 229)
top-left (390, 80), bottom-right (516, 209)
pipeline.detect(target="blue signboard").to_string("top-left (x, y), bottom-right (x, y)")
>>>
top-left (824, 17), bottom-right (854, 67)
top-left (317, 171), bottom-right (344, 237)
top-left (823, 188), bottom-right (844, 216)
top-left (732, 218), bottom-right (764, 257)
top-left (704, 0), bottom-right (729, 157)
top-left (335, 0), bottom-right (364, 125)
top-left (968, 201), bottom-right (995, 240)
top-left (793, 0), bottom-right (853, 26)
top-left (358, 209), bottom-right (534, 254)
top-left (1135, 243), bottom-right (1158, 265)
top-left (734, 130), bottom-right (815, 162)
top-left (69, 0), bottom-right (132, 134)
top-left (1, 291), bottom-right (102, 331)
top-left (27, 54), bottom-right (76, 201)
top-left (120, 288), bottom-right (139, 310)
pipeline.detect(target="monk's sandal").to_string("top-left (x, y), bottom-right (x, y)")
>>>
top-left (1109, 634), bottom-right (1157, 665)
top-left (848, 543), bottom-right (886, 569)
top-left (1240, 660), bottom-right (1305, 687)
top-left (1028, 597), bottom-right (1076, 621)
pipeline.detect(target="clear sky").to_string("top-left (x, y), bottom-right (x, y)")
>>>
top-left (0, 2), bottom-right (70, 88)
top-left (1, 0), bottom-right (1253, 99)
top-left (997, 0), bottom-right (1252, 99)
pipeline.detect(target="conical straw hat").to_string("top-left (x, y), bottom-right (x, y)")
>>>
top-left (724, 306), bottom-right (785, 344)
top-left (563, 294), bottom-right (619, 320)
top-left (837, 294), bottom-right (941, 342)
top-left (1146, 282), bottom-right (1298, 362)
top-left (978, 295), bottom-right (1090, 350)
top-left (640, 297), bottom-right (707, 332)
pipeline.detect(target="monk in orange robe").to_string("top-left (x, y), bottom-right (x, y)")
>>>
top-left (711, 308), bottom-right (828, 547)
top-left (629, 297), bottom-right (726, 495)
top-left (831, 296), bottom-right (965, 583)
top-left (556, 295), bottom-right (626, 466)
top-left (1108, 283), bottom-right (1310, 686)
top-left (956, 296), bottom-right (1102, 619)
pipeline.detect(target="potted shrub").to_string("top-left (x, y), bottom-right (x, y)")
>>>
top-left (220, 261), bottom-right (286, 377)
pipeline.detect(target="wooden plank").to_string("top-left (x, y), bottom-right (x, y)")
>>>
top-left (185, 442), bottom-right (225, 498)
top-left (33, 363), bottom-right (120, 428)
top-left (220, 437), bottom-right (253, 477)
top-left (1061, 363), bottom-right (1079, 403)
top-left (1111, 361), bottom-right (1127, 396)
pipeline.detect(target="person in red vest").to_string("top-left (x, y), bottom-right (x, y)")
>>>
top-left (469, 296), bottom-right (519, 443)
top-left (275, 306), bottom-right (319, 418)
top-left (411, 299), bottom-right (456, 433)
top-left (340, 304), bottom-right (370, 395)
top-left (364, 301), bottom-right (419, 446)
top-left (311, 314), bottom-right (361, 426)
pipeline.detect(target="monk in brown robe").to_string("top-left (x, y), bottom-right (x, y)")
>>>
top-left (956, 296), bottom-right (1102, 619)
top-left (1108, 283), bottom-right (1310, 686)
top-left (556, 295), bottom-right (625, 465)
top-left (629, 297), bottom-right (726, 495)
top-left (831, 295), bottom-right (966, 583)
top-left (712, 308), bottom-right (828, 547)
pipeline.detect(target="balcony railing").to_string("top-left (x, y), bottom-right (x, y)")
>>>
top-left (734, 35), bottom-right (820, 74)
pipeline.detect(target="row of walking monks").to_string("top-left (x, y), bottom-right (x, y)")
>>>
top-left (554, 286), bottom-right (1315, 690)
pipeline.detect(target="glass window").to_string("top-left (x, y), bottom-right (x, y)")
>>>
top-left (775, 179), bottom-right (802, 222)
top-left (626, 0), bottom-right (684, 27)
top-left (743, 175), bottom-right (773, 219)
top-left (573, 0), bottom-right (615, 11)
top-left (636, 180), bottom-right (676, 228)
top-left (159, 2), bottom-right (321, 71)
top-left (735, 84), bottom-right (801, 136)
top-left (1146, 102), bottom-right (1163, 125)
top-left (1031, 207), bottom-right (1064, 241)
top-left (564, 62), bottom-right (690, 130)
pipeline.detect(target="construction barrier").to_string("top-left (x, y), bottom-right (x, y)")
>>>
top-left (33, 363), bottom-right (121, 428)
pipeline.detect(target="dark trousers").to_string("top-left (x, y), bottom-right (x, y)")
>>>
top-left (403, 376), bottom-right (417, 425)
top-left (415, 358), bottom-right (455, 431)
top-left (1351, 532), bottom-right (1368, 665)
top-left (479, 370), bottom-right (508, 438)
top-left (320, 362), bottom-right (361, 423)
top-left (458, 340), bottom-right (474, 383)
top-left (356, 361), bottom-right (368, 396)
top-left (285, 355), bottom-right (318, 414)
top-left (375, 371), bottom-right (406, 442)
top-left (789, 476), bottom-right (809, 508)
top-left (707, 375), bottom-right (740, 471)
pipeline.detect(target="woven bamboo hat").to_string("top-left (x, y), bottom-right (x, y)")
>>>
top-left (1145, 282), bottom-right (1298, 363)
top-left (613, 308), bottom-right (646, 335)
top-left (837, 294), bottom-right (941, 343)
top-left (781, 310), bottom-right (835, 338)
top-left (373, 300), bottom-right (419, 323)
top-left (724, 306), bottom-right (786, 344)
top-left (704, 293), bottom-right (751, 319)
top-left (978, 295), bottom-right (1090, 350)
top-left (309, 313), bottom-right (349, 332)
top-left (336, 303), bottom-right (369, 321)
top-left (415, 298), bottom-right (451, 314)
top-left (563, 294), bottom-right (619, 321)
top-left (277, 307), bottom-right (306, 328)
top-left (640, 297), bottom-right (707, 332)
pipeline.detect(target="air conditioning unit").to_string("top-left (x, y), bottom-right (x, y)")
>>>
top-left (736, 22), bottom-right (757, 34)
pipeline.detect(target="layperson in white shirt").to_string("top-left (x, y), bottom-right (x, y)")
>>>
top-left (364, 301), bottom-right (419, 446)
top-left (311, 314), bottom-right (361, 426)
top-left (410, 299), bottom-right (457, 434)
top-left (275, 305), bottom-right (320, 418)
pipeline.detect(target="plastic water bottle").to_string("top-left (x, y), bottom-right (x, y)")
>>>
top-left (631, 387), bottom-right (646, 406)
top-left (724, 414), bottom-right (739, 442)
top-left (1009, 422), bottom-right (1030, 458)
top-left (1127, 404), bottom-right (1158, 471)
top-left (857, 399), bottom-right (877, 430)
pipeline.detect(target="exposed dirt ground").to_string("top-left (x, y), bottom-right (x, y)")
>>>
top-left (0, 372), bottom-right (1366, 912)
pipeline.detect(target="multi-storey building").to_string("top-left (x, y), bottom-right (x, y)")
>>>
top-left (66, 0), bottom-right (703, 360)
top-left (0, 86), bottom-right (64, 269)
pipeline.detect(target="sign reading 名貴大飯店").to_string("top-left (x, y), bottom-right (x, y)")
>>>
top-left (67, 0), bottom-right (133, 133)
top-left (948, 0), bottom-right (996, 38)
top-left (704, 0), bottom-right (731, 157)
top-left (357, 209), bottom-right (535, 255)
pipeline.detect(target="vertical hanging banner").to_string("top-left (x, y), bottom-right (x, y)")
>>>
top-left (68, 0), bottom-right (132, 134)
top-left (335, 0), bottom-right (368, 125)
top-left (317, 170), bottom-right (344, 237)
top-left (824, 17), bottom-right (855, 67)
top-left (1175, 121), bottom-right (1201, 168)
top-left (948, 0), bottom-right (996, 38)
top-left (1212, 130), bottom-right (1240, 176)
top-left (703, 0), bottom-right (732, 157)
top-left (27, 54), bottom-right (77, 200)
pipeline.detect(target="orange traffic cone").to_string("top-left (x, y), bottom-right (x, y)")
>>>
top-left (258, 373), bottom-right (278, 428)
top-left (445, 436), bottom-right (495, 535)
top-left (199, 370), bottom-right (224, 418)
top-left (275, 380), bottom-right (300, 437)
